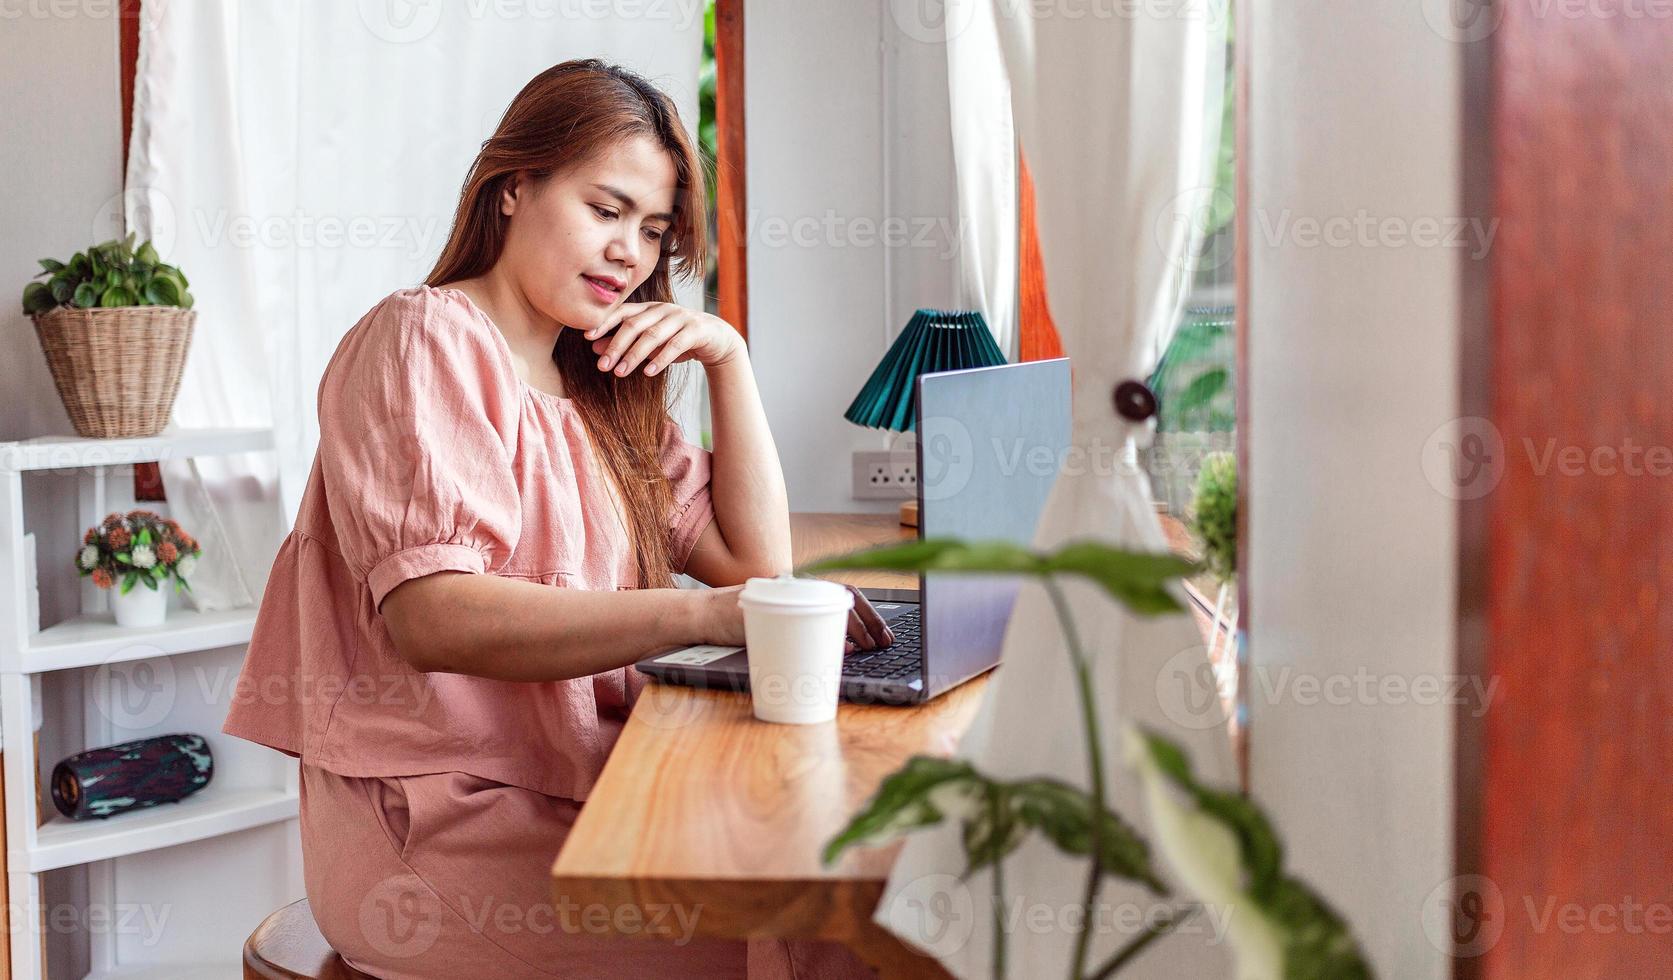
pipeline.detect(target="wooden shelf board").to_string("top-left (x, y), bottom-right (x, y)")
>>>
top-left (83, 961), bottom-right (240, 980)
top-left (18, 606), bottom-right (258, 673)
top-left (0, 427), bottom-right (274, 473)
top-left (19, 785), bottom-right (298, 873)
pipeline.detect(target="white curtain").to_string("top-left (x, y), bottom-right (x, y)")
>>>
top-left (127, 1), bottom-right (707, 609)
top-left (875, 2), bottom-right (1232, 978)
top-left (943, 0), bottom-right (1018, 360)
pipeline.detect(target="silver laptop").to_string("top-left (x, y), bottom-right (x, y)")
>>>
top-left (634, 358), bottom-right (1071, 705)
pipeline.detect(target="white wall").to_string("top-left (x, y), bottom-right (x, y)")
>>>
top-left (748, 0), bottom-right (961, 513)
top-left (0, 0), bottom-right (125, 638)
top-left (1246, 3), bottom-right (1460, 977)
top-left (0, 10), bottom-right (122, 445)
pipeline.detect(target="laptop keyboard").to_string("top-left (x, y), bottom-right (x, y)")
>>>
top-left (842, 608), bottom-right (922, 680)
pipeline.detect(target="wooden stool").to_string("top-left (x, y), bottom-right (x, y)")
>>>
top-left (243, 899), bottom-right (374, 979)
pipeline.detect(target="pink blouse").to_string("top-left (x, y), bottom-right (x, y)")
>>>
top-left (222, 285), bottom-right (716, 801)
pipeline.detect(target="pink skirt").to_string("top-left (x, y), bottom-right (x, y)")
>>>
top-left (298, 762), bottom-right (878, 979)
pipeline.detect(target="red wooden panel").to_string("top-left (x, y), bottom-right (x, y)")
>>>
top-left (1458, 8), bottom-right (1673, 977)
top-left (714, 0), bottom-right (747, 345)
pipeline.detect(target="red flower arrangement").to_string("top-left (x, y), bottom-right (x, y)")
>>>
top-left (76, 509), bottom-right (202, 595)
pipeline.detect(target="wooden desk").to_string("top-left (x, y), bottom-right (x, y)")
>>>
top-left (551, 513), bottom-right (981, 978)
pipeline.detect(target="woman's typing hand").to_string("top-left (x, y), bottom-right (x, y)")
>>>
top-left (695, 582), bottom-right (895, 653)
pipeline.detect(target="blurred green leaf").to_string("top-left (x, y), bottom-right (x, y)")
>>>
top-left (825, 756), bottom-right (1168, 897)
top-left (1129, 728), bottom-right (1372, 980)
top-left (799, 538), bottom-right (1196, 615)
top-left (979, 777), bottom-right (1167, 895)
top-left (1174, 367), bottom-right (1228, 418)
top-left (1044, 542), bottom-right (1198, 615)
top-left (821, 755), bottom-right (978, 864)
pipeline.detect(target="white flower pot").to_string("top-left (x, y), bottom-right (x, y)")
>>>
top-left (110, 580), bottom-right (168, 628)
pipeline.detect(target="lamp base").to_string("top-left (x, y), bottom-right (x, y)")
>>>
top-left (898, 499), bottom-right (918, 528)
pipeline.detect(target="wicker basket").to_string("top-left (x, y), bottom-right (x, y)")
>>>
top-left (30, 305), bottom-right (196, 439)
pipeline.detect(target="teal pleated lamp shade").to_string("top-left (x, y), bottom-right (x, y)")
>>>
top-left (843, 309), bottom-right (1008, 432)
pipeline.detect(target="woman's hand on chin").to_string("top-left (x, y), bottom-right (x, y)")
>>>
top-left (583, 303), bottom-right (744, 377)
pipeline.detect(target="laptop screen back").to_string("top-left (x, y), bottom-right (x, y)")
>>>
top-left (915, 358), bottom-right (1071, 692)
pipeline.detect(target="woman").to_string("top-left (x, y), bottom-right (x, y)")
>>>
top-left (224, 60), bottom-right (893, 978)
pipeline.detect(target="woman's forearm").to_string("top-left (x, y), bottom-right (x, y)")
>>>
top-left (380, 571), bottom-right (719, 681)
top-left (703, 348), bottom-right (793, 575)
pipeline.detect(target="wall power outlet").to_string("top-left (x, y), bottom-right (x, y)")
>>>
top-left (852, 450), bottom-right (916, 500)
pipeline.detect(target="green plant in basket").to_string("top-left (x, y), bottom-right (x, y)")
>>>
top-left (21, 232), bottom-right (194, 314)
top-left (800, 537), bottom-right (1369, 979)
top-left (76, 510), bottom-right (203, 596)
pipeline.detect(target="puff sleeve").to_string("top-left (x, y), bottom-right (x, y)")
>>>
top-left (659, 417), bottom-right (715, 576)
top-left (317, 287), bottom-right (523, 612)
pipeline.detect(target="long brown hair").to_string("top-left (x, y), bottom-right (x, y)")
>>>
top-left (425, 60), bottom-right (709, 591)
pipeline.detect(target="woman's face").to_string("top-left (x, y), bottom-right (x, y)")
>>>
top-left (498, 134), bottom-right (678, 333)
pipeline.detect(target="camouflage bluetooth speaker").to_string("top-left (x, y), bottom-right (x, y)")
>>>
top-left (50, 733), bottom-right (213, 821)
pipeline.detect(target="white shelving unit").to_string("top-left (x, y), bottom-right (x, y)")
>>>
top-left (0, 427), bottom-right (296, 979)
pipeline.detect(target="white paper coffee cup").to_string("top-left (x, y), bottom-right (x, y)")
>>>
top-left (738, 576), bottom-right (854, 724)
